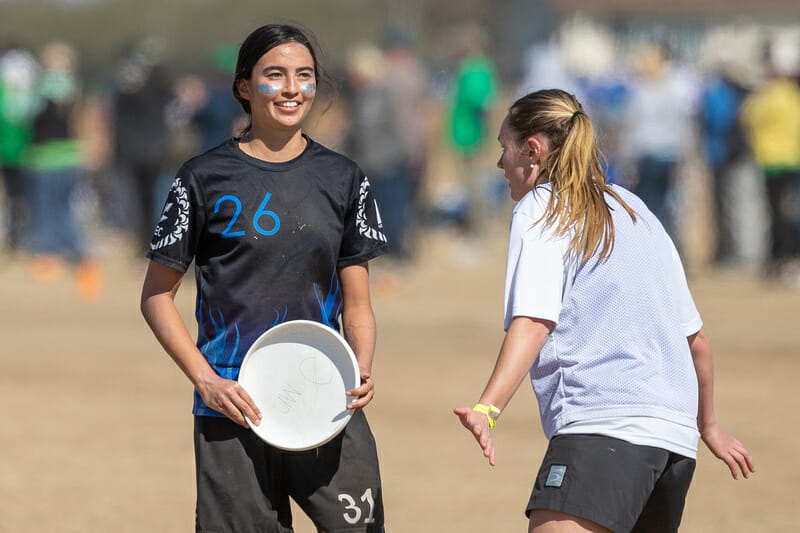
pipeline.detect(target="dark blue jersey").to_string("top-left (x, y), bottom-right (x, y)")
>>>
top-left (147, 136), bottom-right (388, 416)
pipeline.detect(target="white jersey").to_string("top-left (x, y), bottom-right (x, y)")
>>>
top-left (504, 183), bottom-right (702, 456)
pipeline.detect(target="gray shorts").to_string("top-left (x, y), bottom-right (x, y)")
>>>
top-left (527, 434), bottom-right (695, 533)
top-left (194, 410), bottom-right (384, 533)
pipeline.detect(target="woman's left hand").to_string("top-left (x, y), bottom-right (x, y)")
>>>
top-left (346, 368), bottom-right (375, 410)
top-left (700, 420), bottom-right (755, 480)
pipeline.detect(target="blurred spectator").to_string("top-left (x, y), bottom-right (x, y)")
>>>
top-left (699, 64), bottom-right (751, 266)
top-left (159, 73), bottom-right (208, 197)
top-left (344, 30), bottom-right (428, 262)
top-left (112, 37), bottom-right (170, 251)
top-left (193, 44), bottom-right (242, 153)
top-left (445, 26), bottom-right (498, 234)
top-left (0, 44), bottom-right (38, 253)
top-left (22, 41), bottom-right (102, 300)
top-left (621, 44), bottom-right (697, 246)
top-left (740, 38), bottom-right (800, 285)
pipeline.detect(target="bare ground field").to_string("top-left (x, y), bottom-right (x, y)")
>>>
top-left (0, 227), bottom-right (797, 532)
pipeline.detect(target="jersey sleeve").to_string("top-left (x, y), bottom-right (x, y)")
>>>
top-left (337, 170), bottom-right (389, 267)
top-left (145, 166), bottom-right (206, 272)
top-left (504, 209), bottom-right (568, 330)
top-left (667, 237), bottom-right (703, 336)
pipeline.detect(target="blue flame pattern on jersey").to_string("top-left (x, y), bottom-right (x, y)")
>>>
top-left (196, 284), bottom-right (241, 380)
top-left (314, 271), bottom-right (342, 330)
top-left (271, 306), bottom-right (288, 328)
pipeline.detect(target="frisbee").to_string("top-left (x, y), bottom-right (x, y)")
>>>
top-left (237, 320), bottom-right (360, 451)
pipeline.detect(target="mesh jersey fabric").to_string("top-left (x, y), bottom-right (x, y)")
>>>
top-left (504, 183), bottom-right (702, 441)
top-left (147, 136), bottom-right (388, 416)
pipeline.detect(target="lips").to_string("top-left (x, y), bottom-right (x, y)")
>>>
top-left (275, 101), bottom-right (300, 111)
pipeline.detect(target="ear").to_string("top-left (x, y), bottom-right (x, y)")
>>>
top-left (526, 134), bottom-right (548, 163)
top-left (526, 136), bottom-right (542, 160)
top-left (237, 79), bottom-right (251, 101)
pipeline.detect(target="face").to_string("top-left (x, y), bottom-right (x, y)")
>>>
top-left (237, 42), bottom-right (317, 132)
top-left (497, 117), bottom-right (542, 201)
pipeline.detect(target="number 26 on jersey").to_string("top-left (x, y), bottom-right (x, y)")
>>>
top-left (214, 193), bottom-right (281, 238)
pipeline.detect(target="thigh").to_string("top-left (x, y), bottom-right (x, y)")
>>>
top-left (285, 410), bottom-right (384, 532)
top-left (527, 434), bottom-right (669, 533)
top-left (631, 453), bottom-right (695, 533)
top-left (194, 416), bottom-right (293, 533)
top-left (529, 509), bottom-right (611, 532)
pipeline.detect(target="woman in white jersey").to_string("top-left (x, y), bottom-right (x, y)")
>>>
top-left (454, 89), bottom-right (754, 532)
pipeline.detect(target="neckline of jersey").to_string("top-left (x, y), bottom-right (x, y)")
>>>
top-left (229, 133), bottom-right (314, 171)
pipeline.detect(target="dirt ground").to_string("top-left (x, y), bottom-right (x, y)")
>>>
top-left (1, 225), bottom-right (797, 533)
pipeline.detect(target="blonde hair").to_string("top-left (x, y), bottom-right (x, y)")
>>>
top-left (507, 89), bottom-right (636, 263)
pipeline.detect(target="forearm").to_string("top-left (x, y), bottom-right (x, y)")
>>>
top-left (478, 316), bottom-right (552, 412)
top-left (341, 302), bottom-right (377, 373)
top-left (688, 327), bottom-right (716, 432)
top-left (141, 293), bottom-right (217, 388)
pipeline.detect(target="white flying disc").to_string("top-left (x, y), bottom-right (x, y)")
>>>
top-left (238, 320), bottom-right (360, 451)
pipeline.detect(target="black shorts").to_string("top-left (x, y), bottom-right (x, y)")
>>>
top-left (194, 409), bottom-right (384, 533)
top-left (527, 434), bottom-right (695, 533)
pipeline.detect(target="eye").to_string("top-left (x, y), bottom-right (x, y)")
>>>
top-left (266, 72), bottom-right (282, 79)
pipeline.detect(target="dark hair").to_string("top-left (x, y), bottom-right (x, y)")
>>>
top-left (507, 89), bottom-right (636, 262)
top-left (232, 24), bottom-right (334, 136)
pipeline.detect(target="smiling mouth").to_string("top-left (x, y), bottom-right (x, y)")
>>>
top-left (275, 101), bottom-right (300, 109)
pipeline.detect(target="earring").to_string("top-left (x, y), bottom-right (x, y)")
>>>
top-left (530, 162), bottom-right (535, 168)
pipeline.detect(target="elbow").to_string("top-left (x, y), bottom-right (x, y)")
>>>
top-left (140, 290), bottom-right (156, 324)
top-left (140, 295), bottom-right (150, 322)
top-left (687, 326), bottom-right (711, 355)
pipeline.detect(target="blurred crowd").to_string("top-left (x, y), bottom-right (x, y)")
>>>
top-left (517, 19), bottom-right (800, 288)
top-left (2, 17), bottom-right (800, 301)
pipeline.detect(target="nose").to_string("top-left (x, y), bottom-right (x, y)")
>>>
top-left (283, 76), bottom-right (299, 94)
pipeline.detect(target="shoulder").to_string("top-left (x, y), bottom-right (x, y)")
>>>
top-left (179, 138), bottom-right (238, 177)
top-left (305, 137), bottom-right (362, 174)
top-left (607, 183), bottom-right (650, 217)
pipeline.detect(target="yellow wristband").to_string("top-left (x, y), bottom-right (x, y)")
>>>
top-left (472, 403), bottom-right (501, 429)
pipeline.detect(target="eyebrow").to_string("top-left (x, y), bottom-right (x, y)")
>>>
top-left (261, 65), bottom-right (315, 74)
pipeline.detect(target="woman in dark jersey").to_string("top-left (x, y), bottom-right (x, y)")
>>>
top-left (141, 24), bottom-right (387, 532)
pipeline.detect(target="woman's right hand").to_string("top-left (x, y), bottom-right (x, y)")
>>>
top-left (196, 375), bottom-right (262, 428)
top-left (453, 406), bottom-right (496, 466)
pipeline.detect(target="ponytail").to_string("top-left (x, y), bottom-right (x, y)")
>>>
top-left (507, 89), bottom-right (636, 263)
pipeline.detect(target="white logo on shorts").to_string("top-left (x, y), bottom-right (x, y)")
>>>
top-left (545, 465), bottom-right (567, 488)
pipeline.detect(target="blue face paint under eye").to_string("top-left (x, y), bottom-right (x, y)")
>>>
top-left (257, 83), bottom-right (281, 96)
top-left (300, 83), bottom-right (316, 97)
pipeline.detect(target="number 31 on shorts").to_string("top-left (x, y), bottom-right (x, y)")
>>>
top-left (338, 488), bottom-right (376, 525)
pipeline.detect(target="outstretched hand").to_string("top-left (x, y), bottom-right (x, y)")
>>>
top-left (454, 407), bottom-right (496, 466)
top-left (701, 420), bottom-right (755, 480)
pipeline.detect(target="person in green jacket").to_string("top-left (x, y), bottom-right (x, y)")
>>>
top-left (0, 45), bottom-right (38, 253)
top-left (446, 28), bottom-right (498, 235)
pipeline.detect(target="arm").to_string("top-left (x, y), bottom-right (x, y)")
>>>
top-left (140, 260), bottom-right (261, 428)
top-left (689, 326), bottom-right (755, 479)
top-left (454, 316), bottom-right (554, 466)
top-left (338, 262), bottom-right (378, 410)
